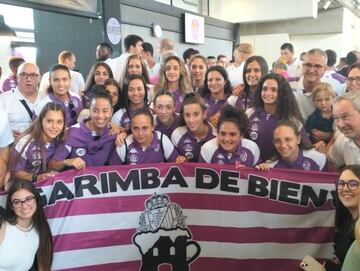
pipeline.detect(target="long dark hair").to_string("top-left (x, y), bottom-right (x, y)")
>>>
top-left (335, 165), bottom-right (360, 233)
top-left (253, 73), bottom-right (303, 123)
top-left (11, 102), bottom-right (66, 174)
top-left (201, 65), bottom-right (232, 98)
top-left (47, 64), bottom-right (71, 95)
top-left (121, 74), bottom-right (149, 109)
top-left (124, 54), bottom-right (150, 84)
top-left (1, 179), bottom-right (53, 271)
top-left (84, 62), bottom-right (113, 92)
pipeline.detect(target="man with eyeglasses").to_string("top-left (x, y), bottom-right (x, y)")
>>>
top-left (290, 48), bottom-right (328, 121)
top-left (0, 62), bottom-right (41, 139)
top-left (327, 92), bottom-right (360, 168)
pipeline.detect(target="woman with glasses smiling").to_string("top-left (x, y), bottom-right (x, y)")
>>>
top-left (321, 165), bottom-right (360, 271)
top-left (256, 120), bottom-right (326, 171)
top-left (0, 179), bottom-right (53, 271)
top-left (346, 63), bottom-right (360, 93)
top-left (35, 64), bottom-right (83, 127)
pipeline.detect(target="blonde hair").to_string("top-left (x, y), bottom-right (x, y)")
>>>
top-left (312, 82), bottom-right (335, 101)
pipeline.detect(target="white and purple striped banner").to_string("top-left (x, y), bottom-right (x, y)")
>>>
top-left (0, 163), bottom-right (338, 271)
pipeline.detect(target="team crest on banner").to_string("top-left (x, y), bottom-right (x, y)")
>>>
top-left (133, 193), bottom-right (201, 271)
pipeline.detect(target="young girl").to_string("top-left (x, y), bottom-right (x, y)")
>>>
top-left (200, 105), bottom-right (260, 167)
top-left (109, 108), bottom-right (185, 164)
top-left (305, 82), bottom-right (335, 144)
top-left (82, 62), bottom-right (113, 108)
top-left (153, 89), bottom-right (181, 138)
top-left (11, 102), bottom-right (66, 182)
top-left (104, 78), bottom-right (122, 112)
top-left (246, 73), bottom-right (309, 161)
top-left (35, 64), bottom-right (83, 127)
top-left (227, 55), bottom-right (269, 110)
top-left (112, 74), bottom-right (149, 130)
top-left (0, 180), bottom-right (53, 271)
top-left (171, 93), bottom-right (216, 162)
top-left (201, 65), bottom-right (232, 125)
top-left (154, 55), bottom-right (192, 112)
top-left (189, 54), bottom-right (207, 94)
top-left (256, 120), bottom-right (327, 171)
top-left (123, 54), bottom-right (154, 103)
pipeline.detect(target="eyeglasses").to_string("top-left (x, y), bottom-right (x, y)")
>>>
top-left (302, 63), bottom-right (324, 71)
top-left (68, 101), bottom-right (77, 119)
top-left (336, 179), bottom-right (360, 191)
top-left (346, 76), bottom-right (360, 85)
top-left (12, 196), bottom-right (36, 209)
top-left (19, 72), bottom-right (39, 80)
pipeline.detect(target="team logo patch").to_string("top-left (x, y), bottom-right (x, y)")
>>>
top-left (133, 194), bottom-right (201, 271)
top-left (302, 160), bottom-right (311, 171)
top-left (250, 131), bottom-right (258, 140)
top-left (240, 150), bottom-right (248, 162)
top-left (76, 148), bottom-right (86, 157)
top-left (32, 160), bottom-right (41, 167)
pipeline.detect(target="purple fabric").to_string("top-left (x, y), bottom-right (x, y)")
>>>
top-left (48, 93), bottom-right (83, 127)
top-left (154, 114), bottom-right (181, 138)
top-left (204, 94), bottom-right (229, 118)
top-left (1, 74), bottom-right (17, 92)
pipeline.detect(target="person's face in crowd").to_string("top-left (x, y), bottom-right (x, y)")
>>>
top-left (280, 48), bottom-right (293, 64)
top-left (50, 69), bottom-right (70, 98)
top-left (128, 78), bottom-right (146, 108)
top-left (272, 125), bottom-right (301, 163)
top-left (234, 50), bottom-right (246, 64)
top-left (94, 65), bottom-right (110, 85)
top-left (165, 59), bottom-right (181, 83)
top-left (207, 71), bottom-right (226, 96)
top-left (105, 85), bottom-right (119, 107)
top-left (333, 99), bottom-right (360, 140)
top-left (190, 58), bottom-right (207, 83)
top-left (154, 95), bottom-right (175, 124)
top-left (245, 60), bottom-right (262, 87)
top-left (337, 169), bottom-right (360, 217)
top-left (90, 97), bottom-right (113, 132)
top-left (302, 53), bottom-right (327, 85)
top-left (183, 103), bottom-right (206, 133)
top-left (218, 121), bottom-right (242, 154)
top-left (11, 189), bottom-right (37, 223)
top-left (217, 57), bottom-right (228, 67)
top-left (346, 67), bottom-right (360, 93)
top-left (313, 90), bottom-right (333, 114)
top-left (42, 110), bottom-right (64, 143)
top-left (96, 45), bottom-right (111, 61)
top-left (65, 55), bottom-right (76, 70)
top-left (17, 63), bottom-right (40, 95)
top-left (206, 58), bottom-right (216, 67)
top-left (131, 41), bottom-right (144, 56)
top-left (261, 78), bottom-right (279, 106)
top-left (128, 58), bottom-right (142, 75)
top-left (131, 114), bottom-right (154, 148)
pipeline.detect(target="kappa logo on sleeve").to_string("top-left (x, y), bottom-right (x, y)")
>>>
top-left (133, 193), bottom-right (201, 271)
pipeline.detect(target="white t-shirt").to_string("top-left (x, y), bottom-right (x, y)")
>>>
top-left (227, 62), bottom-right (245, 87)
top-left (0, 109), bottom-right (14, 147)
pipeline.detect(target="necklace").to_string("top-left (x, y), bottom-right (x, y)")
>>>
top-left (15, 222), bottom-right (34, 232)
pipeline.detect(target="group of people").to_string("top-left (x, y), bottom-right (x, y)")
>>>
top-left (1, 35), bottom-right (360, 269)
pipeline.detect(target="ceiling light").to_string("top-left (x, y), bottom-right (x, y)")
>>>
top-left (324, 0), bottom-right (331, 9)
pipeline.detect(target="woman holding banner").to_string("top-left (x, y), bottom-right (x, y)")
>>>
top-left (0, 179), bottom-right (53, 271)
top-left (256, 120), bottom-right (327, 171)
top-left (109, 108), bottom-right (186, 165)
top-left (199, 105), bottom-right (260, 167)
top-left (11, 102), bottom-right (66, 182)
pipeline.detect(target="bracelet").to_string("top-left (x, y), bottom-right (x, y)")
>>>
top-left (32, 173), bottom-right (38, 182)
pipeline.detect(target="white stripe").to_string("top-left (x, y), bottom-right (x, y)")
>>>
top-left (52, 242), bottom-right (333, 270)
top-left (48, 209), bottom-right (334, 236)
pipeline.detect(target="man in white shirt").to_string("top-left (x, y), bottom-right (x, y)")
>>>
top-left (322, 49), bottom-right (346, 96)
top-left (290, 48), bottom-right (328, 121)
top-left (106, 34), bottom-right (144, 85)
top-left (280, 43), bottom-right (302, 78)
top-left (0, 109), bottom-right (13, 188)
top-left (0, 62), bottom-right (41, 138)
top-left (327, 92), bottom-right (360, 168)
top-left (38, 50), bottom-right (85, 98)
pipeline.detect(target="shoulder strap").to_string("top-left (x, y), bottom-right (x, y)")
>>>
top-left (160, 132), bottom-right (166, 162)
top-left (19, 100), bottom-right (34, 119)
top-left (124, 140), bottom-right (128, 164)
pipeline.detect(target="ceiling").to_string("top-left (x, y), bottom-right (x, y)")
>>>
top-left (318, 0), bottom-right (360, 17)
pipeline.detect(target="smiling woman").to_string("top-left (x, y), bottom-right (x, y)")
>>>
top-left (10, 102), bottom-right (66, 182)
top-left (0, 179), bottom-right (53, 271)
